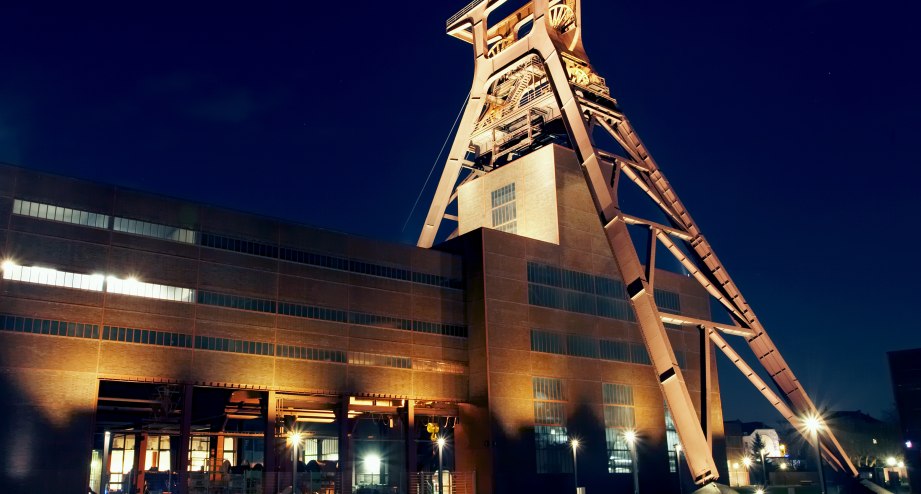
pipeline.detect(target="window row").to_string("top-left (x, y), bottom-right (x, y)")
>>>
top-left (2, 263), bottom-right (195, 303)
top-left (194, 335), bottom-right (274, 356)
top-left (11, 197), bottom-right (463, 289)
top-left (600, 340), bottom-right (652, 365)
top-left (531, 330), bottom-right (656, 366)
top-left (199, 291), bottom-right (276, 313)
top-left (527, 262), bottom-right (627, 300)
top-left (654, 289), bottom-right (682, 314)
top-left (0, 313), bottom-right (466, 374)
top-left (0, 314), bottom-right (99, 339)
top-left (13, 198), bottom-right (109, 228)
top-left (348, 351), bottom-right (412, 369)
top-left (3, 262), bottom-right (467, 337)
top-left (114, 217), bottom-right (196, 244)
top-left (276, 344), bottom-right (346, 363)
top-left (107, 276), bottom-right (195, 302)
top-left (204, 232), bottom-right (463, 289)
top-left (103, 326), bottom-right (192, 348)
top-left (14, 199), bottom-right (196, 244)
top-left (528, 284), bottom-right (636, 321)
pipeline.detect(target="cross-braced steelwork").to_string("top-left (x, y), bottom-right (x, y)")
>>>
top-left (419, 0), bottom-right (857, 486)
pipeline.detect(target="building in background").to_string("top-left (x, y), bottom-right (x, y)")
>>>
top-left (889, 348), bottom-right (921, 493)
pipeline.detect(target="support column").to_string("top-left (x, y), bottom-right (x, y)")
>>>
top-left (699, 327), bottom-right (712, 448)
top-left (178, 384), bottom-right (194, 494)
top-left (339, 398), bottom-right (353, 494)
top-left (136, 432), bottom-right (148, 493)
top-left (403, 400), bottom-right (417, 494)
top-left (263, 390), bottom-right (277, 494)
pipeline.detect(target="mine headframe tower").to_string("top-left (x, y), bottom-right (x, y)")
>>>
top-left (418, 0), bottom-right (857, 487)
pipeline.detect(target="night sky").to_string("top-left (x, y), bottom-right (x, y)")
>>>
top-left (2, 1), bottom-right (919, 424)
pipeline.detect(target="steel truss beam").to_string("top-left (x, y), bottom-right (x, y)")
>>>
top-left (422, 0), bottom-right (857, 484)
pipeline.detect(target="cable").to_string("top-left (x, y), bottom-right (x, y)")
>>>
top-left (401, 92), bottom-right (470, 233)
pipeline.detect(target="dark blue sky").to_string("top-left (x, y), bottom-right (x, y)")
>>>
top-left (1, 1), bottom-right (919, 424)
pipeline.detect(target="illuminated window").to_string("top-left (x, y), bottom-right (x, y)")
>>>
top-left (490, 183), bottom-right (517, 233)
top-left (189, 437), bottom-right (210, 472)
top-left (13, 198), bottom-right (109, 228)
top-left (1, 262), bottom-right (104, 291)
top-left (603, 383), bottom-right (635, 473)
top-left (533, 377), bottom-right (570, 473)
top-left (106, 276), bottom-right (195, 303)
top-left (144, 435), bottom-right (172, 472)
top-left (665, 408), bottom-right (680, 473)
top-left (114, 217), bottom-right (196, 244)
top-left (222, 437), bottom-right (235, 466)
top-left (108, 434), bottom-right (137, 492)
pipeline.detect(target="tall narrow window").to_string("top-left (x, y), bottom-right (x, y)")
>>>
top-left (533, 377), bottom-right (570, 473)
top-left (665, 408), bottom-right (681, 473)
top-left (490, 183), bottom-right (517, 233)
top-left (603, 383), bottom-right (635, 473)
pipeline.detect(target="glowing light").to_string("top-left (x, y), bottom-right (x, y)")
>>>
top-left (898, 461), bottom-right (905, 468)
top-left (364, 454), bottom-right (381, 474)
top-left (570, 439), bottom-right (579, 449)
top-left (742, 457), bottom-right (753, 468)
top-left (803, 414), bottom-right (823, 434)
top-left (732, 462), bottom-right (740, 469)
top-left (755, 489), bottom-right (764, 494)
top-left (624, 430), bottom-right (637, 445)
top-left (288, 431), bottom-right (302, 446)
top-left (1, 260), bottom-right (15, 272)
top-left (886, 457), bottom-right (897, 467)
top-left (907, 440), bottom-right (913, 449)
top-left (437, 437), bottom-right (446, 448)
top-left (780, 463), bottom-right (788, 470)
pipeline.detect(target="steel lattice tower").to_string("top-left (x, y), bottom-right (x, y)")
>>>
top-left (418, 0), bottom-right (857, 488)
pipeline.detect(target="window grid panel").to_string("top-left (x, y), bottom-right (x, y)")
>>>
top-left (203, 232), bottom-right (463, 290)
top-left (530, 330), bottom-right (565, 354)
top-left (411, 358), bottom-right (467, 374)
top-left (107, 276), bottom-right (195, 303)
top-left (654, 289), bottom-right (682, 314)
top-left (1, 314), bottom-right (99, 340)
top-left (13, 199), bottom-right (110, 228)
top-left (2, 264), bottom-right (105, 291)
top-left (114, 217), bottom-right (197, 244)
top-left (348, 351), bottom-right (412, 370)
top-left (604, 382), bottom-right (636, 474)
top-left (102, 326), bottom-right (192, 349)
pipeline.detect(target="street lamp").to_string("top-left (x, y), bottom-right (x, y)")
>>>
top-left (804, 414), bottom-right (826, 494)
top-left (625, 430), bottom-right (639, 494)
top-left (437, 436), bottom-right (446, 494)
top-left (760, 447), bottom-right (768, 486)
top-left (742, 456), bottom-right (753, 486)
top-left (288, 431), bottom-right (303, 494)
top-left (571, 439), bottom-right (580, 494)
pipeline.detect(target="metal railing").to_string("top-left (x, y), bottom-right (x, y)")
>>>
top-left (446, 0), bottom-right (485, 27)
top-left (180, 471), bottom-right (475, 494)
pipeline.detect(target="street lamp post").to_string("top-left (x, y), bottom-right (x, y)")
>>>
top-left (289, 431), bottom-right (302, 494)
top-left (675, 444), bottom-right (683, 494)
top-left (760, 448), bottom-right (768, 486)
top-left (625, 430), bottom-right (639, 494)
top-left (805, 415), bottom-right (827, 494)
top-left (437, 436), bottom-right (445, 494)
top-left (742, 456), bottom-right (753, 486)
top-left (571, 439), bottom-right (580, 494)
